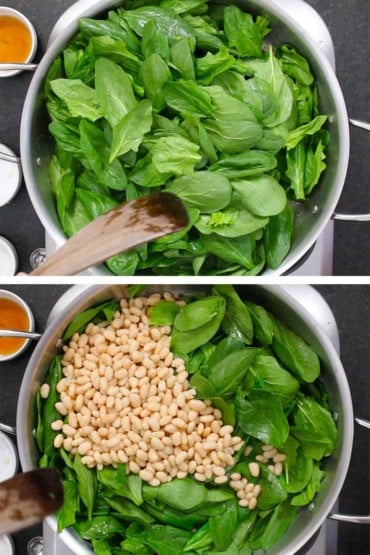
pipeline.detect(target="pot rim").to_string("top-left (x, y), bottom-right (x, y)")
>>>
top-left (20, 0), bottom-right (350, 276)
top-left (17, 284), bottom-right (354, 555)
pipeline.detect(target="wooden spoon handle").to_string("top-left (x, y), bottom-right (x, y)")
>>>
top-left (0, 469), bottom-right (63, 535)
top-left (31, 192), bottom-right (188, 276)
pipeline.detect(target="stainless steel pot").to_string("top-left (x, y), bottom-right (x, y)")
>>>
top-left (20, 0), bottom-right (370, 276)
top-left (14, 284), bottom-right (363, 554)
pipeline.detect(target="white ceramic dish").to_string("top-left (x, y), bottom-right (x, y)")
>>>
top-left (0, 6), bottom-right (38, 78)
top-left (0, 534), bottom-right (15, 555)
top-left (0, 431), bottom-right (18, 482)
top-left (0, 144), bottom-right (22, 206)
top-left (0, 289), bottom-right (35, 361)
top-left (0, 237), bottom-right (18, 276)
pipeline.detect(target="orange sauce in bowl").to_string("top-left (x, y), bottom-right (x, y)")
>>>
top-left (0, 298), bottom-right (30, 355)
top-left (0, 15), bottom-right (32, 62)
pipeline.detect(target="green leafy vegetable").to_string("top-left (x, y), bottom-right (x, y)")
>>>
top-left (291, 397), bottom-right (337, 459)
top-left (45, 2), bottom-right (330, 275)
top-left (285, 115), bottom-right (328, 150)
top-left (95, 58), bottom-right (137, 127)
top-left (150, 135), bottom-right (201, 176)
top-left (41, 357), bottom-right (63, 457)
top-left (224, 6), bottom-right (270, 58)
top-left (110, 99), bottom-right (153, 162)
top-left (50, 79), bottom-right (102, 121)
top-left (38, 285), bottom-right (337, 555)
top-left (167, 171), bottom-right (231, 212)
top-left (74, 454), bottom-right (97, 520)
top-left (272, 320), bottom-right (320, 383)
top-left (57, 480), bottom-right (79, 532)
top-left (236, 389), bottom-right (290, 448)
top-left (232, 175), bottom-right (287, 217)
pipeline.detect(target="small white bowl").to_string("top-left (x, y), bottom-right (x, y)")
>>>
top-left (0, 431), bottom-right (18, 482)
top-left (0, 289), bottom-right (35, 361)
top-left (0, 534), bottom-right (15, 555)
top-left (0, 7), bottom-right (38, 78)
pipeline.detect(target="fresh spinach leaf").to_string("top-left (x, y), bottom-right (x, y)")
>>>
top-left (244, 301), bottom-right (274, 345)
top-left (285, 115), bottom-right (328, 150)
top-left (259, 499), bottom-right (298, 549)
top-left (247, 47), bottom-right (293, 127)
top-left (272, 320), bottom-right (320, 382)
top-left (224, 6), bottom-right (270, 58)
top-left (50, 79), bottom-right (102, 121)
top-left (106, 251), bottom-right (140, 276)
top-left (123, 6), bottom-right (196, 48)
top-left (291, 397), bottom-right (337, 459)
top-left (204, 86), bottom-right (263, 153)
top-left (256, 465), bottom-right (288, 511)
top-left (204, 234), bottom-right (256, 270)
top-left (95, 58), bottom-right (137, 127)
top-left (264, 203), bottom-right (294, 269)
top-left (103, 496), bottom-right (154, 525)
top-left (142, 20), bottom-right (170, 60)
top-left (277, 44), bottom-right (314, 86)
top-left (74, 454), bottom-right (97, 520)
top-left (213, 284), bottom-right (254, 344)
top-left (232, 175), bottom-right (287, 217)
top-left (98, 465), bottom-right (143, 505)
top-left (183, 522), bottom-right (212, 552)
top-left (143, 478), bottom-right (207, 510)
top-left (290, 464), bottom-right (325, 506)
top-left (75, 516), bottom-right (123, 540)
top-left (196, 46), bottom-right (235, 85)
top-left (167, 171), bottom-right (231, 212)
top-left (139, 53), bottom-right (172, 111)
top-left (162, 80), bottom-right (213, 117)
top-left (170, 37), bottom-right (195, 80)
top-left (236, 389), bottom-right (289, 447)
top-left (206, 348), bottom-right (260, 396)
top-left (283, 448), bottom-right (313, 493)
top-left (90, 36), bottom-right (140, 73)
top-left (148, 301), bottom-right (181, 325)
top-left (57, 479), bottom-right (79, 532)
top-left (110, 99), bottom-right (153, 162)
top-left (251, 353), bottom-right (300, 405)
top-left (150, 135), bottom-right (201, 176)
top-left (42, 357), bottom-right (63, 457)
top-left (209, 150), bottom-right (277, 179)
top-left (63, 300), bottom-right (118, 340)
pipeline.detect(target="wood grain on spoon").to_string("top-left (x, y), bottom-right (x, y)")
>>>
top-left (31, 192), bottom-right (188, 276)
top-left (0, 468), bottom-right (63, 535)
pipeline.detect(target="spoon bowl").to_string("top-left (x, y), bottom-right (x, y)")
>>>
top-left (31, 192), bottom-right (188, 276)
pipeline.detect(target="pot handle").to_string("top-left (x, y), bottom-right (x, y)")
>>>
top-left (332, 120), bottom-right (370, 222)
top-left (329, 417), bottom-right (370, 524)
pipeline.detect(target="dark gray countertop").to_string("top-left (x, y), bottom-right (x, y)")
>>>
top-left (0, 0), bottom-right (369, 274)
top-left (0, 284), bottom-right (369, 554)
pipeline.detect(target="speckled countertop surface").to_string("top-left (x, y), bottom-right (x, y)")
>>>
top-left (0, 0), bottom-right (369, 274)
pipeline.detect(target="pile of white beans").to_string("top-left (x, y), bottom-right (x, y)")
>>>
top-left (43, 293), bottom-right (254, 495)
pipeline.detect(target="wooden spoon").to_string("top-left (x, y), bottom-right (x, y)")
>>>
top-left (31, 192), bottom-right (188, 276)
top-left (0, 468), bottom-right (63, 535)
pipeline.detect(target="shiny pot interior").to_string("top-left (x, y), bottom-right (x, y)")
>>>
top-left (17, 284), bottom-right (353, 554)
top-left (20, 0), bottom-right (350, 276)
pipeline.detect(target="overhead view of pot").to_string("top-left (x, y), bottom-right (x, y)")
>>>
top-left (19, 0), bottom-right (370, 276)
top-left (5, 284), bottom-right (365, 555)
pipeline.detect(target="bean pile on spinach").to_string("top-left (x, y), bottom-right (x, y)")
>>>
top-left (45, 0), bottom-right (329, 275)
top-left (36, 285), bottom-right (337, 554)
